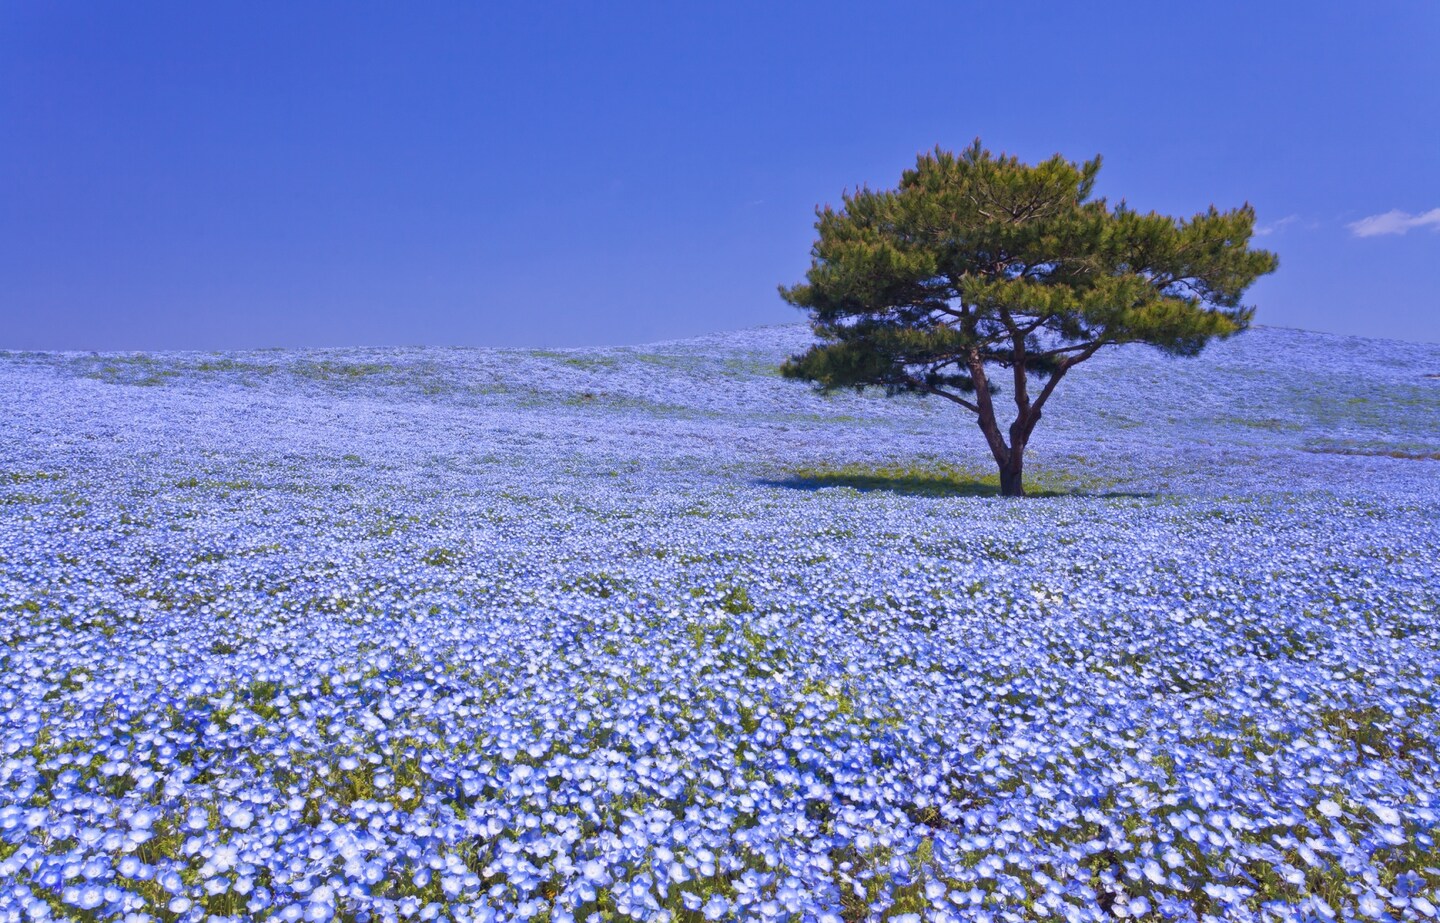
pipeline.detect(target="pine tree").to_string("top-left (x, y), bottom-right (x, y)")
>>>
top-left (780, 140), bottom-right (1279, 496)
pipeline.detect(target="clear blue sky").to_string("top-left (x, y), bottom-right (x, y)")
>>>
top-left (2, 2), bottom-right (1437, 350)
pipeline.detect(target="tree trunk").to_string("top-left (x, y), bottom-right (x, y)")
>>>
top-left (971, 355), bottom-right (1030, 497)
top-left (998, 444), bottom-right (1026, 497)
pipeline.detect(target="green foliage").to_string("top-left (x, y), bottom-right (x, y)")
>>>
top-left (781, 140), bottom-right (1276, 390)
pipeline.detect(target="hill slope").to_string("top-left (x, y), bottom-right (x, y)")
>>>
top-left (4, 324), bottom-right (1439, 499)
top-left (0, 325), bottom-right (1437, 921)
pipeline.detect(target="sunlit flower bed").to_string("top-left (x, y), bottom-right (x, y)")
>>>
top-left (1, 326), bottom-right (1437, 922)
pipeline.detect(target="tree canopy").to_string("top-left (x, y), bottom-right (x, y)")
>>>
top-left (781, 140), bottom-right (1279, 496)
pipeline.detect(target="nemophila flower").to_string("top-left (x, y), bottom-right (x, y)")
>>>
top-left (1, 330), bottom-right (1438, 920)
top-left (703, 894), bottom-right (732, 919)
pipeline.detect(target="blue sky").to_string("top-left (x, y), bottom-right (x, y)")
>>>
top-left (2, 2), bottom-right (1437, 350)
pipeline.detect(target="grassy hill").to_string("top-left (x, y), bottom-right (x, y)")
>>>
top-left (0, 325), bottom-right (1437, 921)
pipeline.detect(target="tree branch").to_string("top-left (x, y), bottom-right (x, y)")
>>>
top-left (1033, 342), bottom-right (1102, 360)
top-left (921, 380), bottom-right (979, 408)
top-left (910, 379), bottom-right (979, 413)
top-left (1030, 340), bottom-right (1108, 418)
top-left (998, 308), bottom-right (1032, 420)
top-left (966, 352), bottom-right (1010, 465)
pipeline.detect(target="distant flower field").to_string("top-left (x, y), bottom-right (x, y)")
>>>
top-left (1, 326), bottom-right (1438, 922)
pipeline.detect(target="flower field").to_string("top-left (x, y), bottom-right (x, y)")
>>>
top-left (1, 325), bottom-right (1438, 922)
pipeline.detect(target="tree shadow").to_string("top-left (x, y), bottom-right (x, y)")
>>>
top-left (758, 471), bottom-right (1028, 498)
top-left (757, 465), bottom-right (1155, 499)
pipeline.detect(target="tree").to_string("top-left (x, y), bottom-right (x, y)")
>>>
top-left (779, 140), bottom-right (1279, 497)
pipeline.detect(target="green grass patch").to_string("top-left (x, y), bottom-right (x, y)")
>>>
top-left (775, 460), bottom-right (1127, 498)
top-left (4, 470), bottom-right (65, 484)
top-left (1305, 443), bottom-right (1440, 461)
top-left (293, 360), bottom-right (395, 381)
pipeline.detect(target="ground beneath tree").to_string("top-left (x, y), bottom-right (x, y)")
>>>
top-left (1, 325), bottom-right (1437, 921)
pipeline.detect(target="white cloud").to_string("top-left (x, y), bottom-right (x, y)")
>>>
top-left (1255, 215), bottom-right (1298, 236)
top-left (1348, 207), bottom-right (1440, 238)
